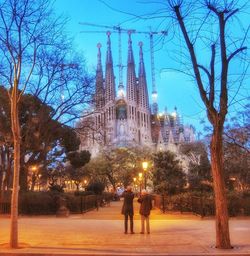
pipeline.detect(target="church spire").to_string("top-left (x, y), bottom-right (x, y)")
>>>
top-left (139, 41), bottom-right (145, 76)
top-left (138, 42), bottom-right (149, 110)
top-left (97, 43), bottom-right (102, 72)
top-left (106, 31), bottom-right (112, 64)
top-left (105, 31), bottom-right (116, 103)
top-left (127, 32), bottom-right (135, 64)
top-left (126, 32), bottom-right (137, 103)
top-left (95, 43), bottom-right (104, 109)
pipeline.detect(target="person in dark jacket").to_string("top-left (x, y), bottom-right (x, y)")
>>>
top-left (121, 186), bottom-right (134, 234)
top-left (138, 189), bottom-right (152, 234)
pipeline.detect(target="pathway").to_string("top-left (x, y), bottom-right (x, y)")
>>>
top-left (0, 199), bottom-right (250, 255)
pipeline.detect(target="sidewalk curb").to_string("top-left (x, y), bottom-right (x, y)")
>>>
top-left (1, 253), bottom-right (250, 256)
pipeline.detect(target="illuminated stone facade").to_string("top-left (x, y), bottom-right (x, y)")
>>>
top-left (79, 33), bottom-right (195, 156)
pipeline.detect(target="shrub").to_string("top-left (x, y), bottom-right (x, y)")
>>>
top-left (64, 193), bottom-right (81, 213)
top-left (242, 190), bottom-right (250, 198)
top-left (74, 190), bottom-right (94, 196)
top-left (102, 192), bottom-right (114, 202)
top-left (5, 190), bottom-right (113, 215)
top-left (86, 181), bottom-right (105, 195)
top-left (49, 184), bottom-right (64, 193)
top-left (19, 192), bottom-right (56, 215)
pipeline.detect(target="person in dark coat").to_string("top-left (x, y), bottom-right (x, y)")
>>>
top-left (121, 186), bottom-right (134, 234)
top-left (138, 189), bottom-right (152, 234)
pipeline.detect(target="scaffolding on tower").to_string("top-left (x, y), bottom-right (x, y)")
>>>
top-left (79, 22), bottom-right (167, 112)
top-left (79, 22), bottom-right (135, 97)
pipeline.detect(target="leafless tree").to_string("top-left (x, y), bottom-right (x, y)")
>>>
top-left (165, 0), bottom-right (248, 249)
top-left (0, 0), bottom-right (92, 248)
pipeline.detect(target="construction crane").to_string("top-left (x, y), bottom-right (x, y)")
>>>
top-left (80, 22), bottom-right (135, 94)
top-left (79, 22), bottom-right (167, 113)
top-left (136, 30), bottom-right (167, 115)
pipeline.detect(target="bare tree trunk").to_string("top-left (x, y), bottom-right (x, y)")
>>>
top-left (75, 182), bottom-right (80, 191)
top-left (211, 125), bottom-right (231, 248)
top-left (0, 168), bottom-right (3, 201)
top-left (0, 147), bottom-right (6, 197)
top-left (6, 149), bottom-right (12, 191)
top-left (20, 160), bottom-right (28, 192)
top-left (10, 81), bottom-right (21, 248)
top-left (166, 1), bottom-right (246, 248)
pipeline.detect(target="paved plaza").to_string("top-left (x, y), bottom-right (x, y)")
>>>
top-left (0, 200), bottom-right (250, 256)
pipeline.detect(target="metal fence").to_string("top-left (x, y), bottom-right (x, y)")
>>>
top-left (154, 194), bottom-right (215, 217)
top-left (0, 192), bottom-right (113, 215)
top-left (154, 193), bottom-right (250, 217)
top-left (0, 201), bottom-right (11, 214)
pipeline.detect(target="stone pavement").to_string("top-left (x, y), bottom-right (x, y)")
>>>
top-left (0, 200), bottom-right (250, 256)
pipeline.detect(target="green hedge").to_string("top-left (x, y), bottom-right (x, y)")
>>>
top-left (7, 191), bottom-right (114, 215)
top-left (65, 193), bottom-right (98, 213)
top-left (154, 191), bottom-right (250, 216)
top-left (227, 192), bottom-right (250, 216)
top-left (19, 192), bottom-right (56, 215)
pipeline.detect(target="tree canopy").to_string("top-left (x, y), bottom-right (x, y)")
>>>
top-left (180, 142), bottom-right (211, 190)
top-left (0, 86), bottom-right (82, 191)
top-left (153, 151), bottom-right (187, 195)
top-left (84, 147), bottom-right (152, 190)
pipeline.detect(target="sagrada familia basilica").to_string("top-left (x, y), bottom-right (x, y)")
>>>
top-left (79, 32), bottom-right (195, 156)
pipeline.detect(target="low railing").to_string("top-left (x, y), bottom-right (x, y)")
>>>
top-left (0, 202), bottom-right (11, 214)
top-left (154, 193), bottom-right (250, 217)
top-left (0, 192), bottom-right (113, 215)
top-left (154, 194), bottom-right (215, 217)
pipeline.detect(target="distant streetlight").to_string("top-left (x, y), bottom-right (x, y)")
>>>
top-left (142, 161), bottom-right (148, 171)
top-left (142, 160), bottom-right (148, 189)
top-left (38, 174), bottom-right (42, 191)
top-left (29, 165), bottom-right (39, 191)
top-left (83, 179), bottom-right (88, 191)
top-left (30, 165), bottom-right (38, 172)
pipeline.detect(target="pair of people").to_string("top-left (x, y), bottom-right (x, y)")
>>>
top-left (121, 186), bottom-right (152, 234)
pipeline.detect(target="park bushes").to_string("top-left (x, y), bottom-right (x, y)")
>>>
top-left (154, 191), bottom-right (250, 217)
top-left (227, 192), bottom-right (250, 216)
top-left (19, 192), bottom-right (56, 215)
top-left (14, 191), bottom-right (113, 215)
top-left (3, 190), bottom-right (250, 216)
top-left (65, 193), bottom-right (98, 213)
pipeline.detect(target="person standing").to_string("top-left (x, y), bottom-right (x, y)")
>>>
top-left (121, 186), bottom-right (135, 234)
top-left (138, 189), bottom-right (152, 234)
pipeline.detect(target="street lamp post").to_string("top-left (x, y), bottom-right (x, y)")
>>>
top-left (138, 173), bottom-right (142, 194)
top-left (29, 165), bottom-right (38, 191)
top-left (142, 161), bottom-right (148, 189)
top-left (38, 174), bottom-right (42, 191)
top-left (83, 179), bottom-right (88, 191)
top-left (133, 177), bottom-right (137, 192)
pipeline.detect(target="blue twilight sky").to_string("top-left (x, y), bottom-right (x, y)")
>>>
top-left (54, 0), bottom-right (249, 134)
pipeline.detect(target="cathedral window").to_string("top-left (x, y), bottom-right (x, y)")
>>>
top-left (116, 99), bottom-right (127, 120)
top-left (98, 115), bottom-right (100, 124)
